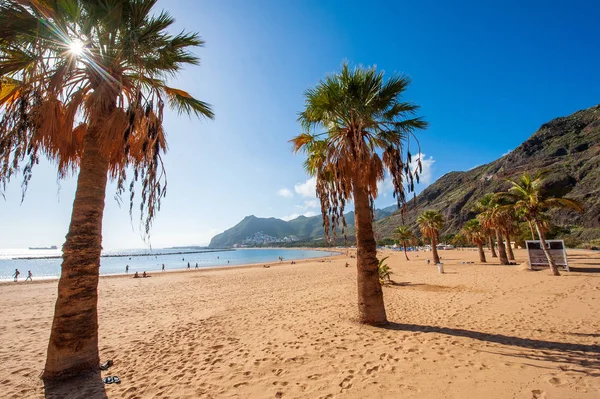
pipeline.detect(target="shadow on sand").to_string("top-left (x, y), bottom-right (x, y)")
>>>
top-left (568, 266), bottom-right (600, 273)
top-left (44, 370), bottom-right (107, 399)
top-left (382, 322), bottom-right (600, 375)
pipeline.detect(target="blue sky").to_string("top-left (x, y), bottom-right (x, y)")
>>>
top-left (1, 0), bottom-right (599, 249)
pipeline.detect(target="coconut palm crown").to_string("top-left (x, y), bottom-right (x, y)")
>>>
top-left (0, 0), bottom-right (214, 231)
top-left (292, 63), bottom-right (427, 326)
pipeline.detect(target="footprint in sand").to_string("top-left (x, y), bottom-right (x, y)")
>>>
top-left (548, 377), bottom-right (565, 386)
top-left (339, 375), bottom-right (354, 390)
top-left (531, 389), bottom-right (547, 399)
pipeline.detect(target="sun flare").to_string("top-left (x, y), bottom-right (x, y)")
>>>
top-left (69, 39), bottom-right (84, 56)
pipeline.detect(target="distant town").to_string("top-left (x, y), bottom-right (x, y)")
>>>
top-left (232, 232), bottom-right (300, 247)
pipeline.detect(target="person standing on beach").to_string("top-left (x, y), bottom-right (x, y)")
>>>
top-left (162, 264), bottom-right (165, 272)
top-left (195, 263), bottom-right (198, 269)
top-left (13, 269), bottom-right (20, 282)
top-left (25, 270), bottom-right (32, 282)
top-left (187, 263), bottom-right (190, 270)
top-left (126, 265), bottom-right (129, 274)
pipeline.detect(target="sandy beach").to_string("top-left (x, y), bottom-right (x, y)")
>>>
top-left (0, 248), bottom-right (598, 398)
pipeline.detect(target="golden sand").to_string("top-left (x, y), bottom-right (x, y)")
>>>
top-left (0, 249), bottom-right (599, 398)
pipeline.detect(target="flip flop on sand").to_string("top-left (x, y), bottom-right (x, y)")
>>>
top-left (99, 359), bottom-right (113, 370)
top-left (103, 376), bottom-right (114, 384)
top-left (112, 376), bottom-right (121, 384)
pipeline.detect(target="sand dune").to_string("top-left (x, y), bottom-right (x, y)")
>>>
top-left (0, 249), bottom-right (599, 398)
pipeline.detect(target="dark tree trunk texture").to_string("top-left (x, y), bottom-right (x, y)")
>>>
top-left (43, 128), bottom-right (109, 380)
top-left (495, 229), bottom-right (509, 265)
top-left (505, 234), bottom-right (515, 260)
top-left (403, 242), bottom-right (409, 261)
top-left (477, 243), bottom-right (486, 263)
top-left (431, 235), bottom-right (440, 264)
top-left (535, 221), bottom-right (560, 276)
top-left (353, 182), bottom-right (387, 326)
top-left (489, 235), bottom-right (497, 258)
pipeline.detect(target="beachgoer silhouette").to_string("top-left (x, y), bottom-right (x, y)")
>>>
top-left (143, 271), bottom-right (150, 278)
top-left (195, 263), bottom-right (198, 269)
top-left (13, 269), bottom-right (20, 282)
top-left (187, 263), bottom-right (190, 269)
top-left (126, 265), bottom-right (129, 274)
top-left (25, 270), bottom-right (32, 282)
top-left (133, 271), bottom-right (140, 278)
top-left (162, 264), bottom-right (165, 271)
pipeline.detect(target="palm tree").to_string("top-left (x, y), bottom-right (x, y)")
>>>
top-left (394, 225), bottom-right (415, 260)
top-left (461, 219), bottom-right (486, 263)
top-left (497, 171), bottom-right (583, 276)
top-left (476, 194), bottom-right (509, 265)
top-left (0, 1), bottom-right (213, 380)
top-left (292, 64), bottom-right (427, 325)
top-left (417, 210), bottom-right (444, 264)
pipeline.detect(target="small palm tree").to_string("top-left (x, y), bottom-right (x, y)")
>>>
top-left (417, 210), bottom-right (444, 264)
top-left (378, 256), bottom-right (393, 284)
top-left (292, 63), bottom-right (427, 325)
top-left (498, 171), bottom-right (583, 276)
top-left (476, 194), bottom-right (509, 265)
top-left (461, 219), bottom-right (487, 263)
top-left (0, 1), bottom-right (213, 379)
top-left (394, 225), bottom-right (415, 260)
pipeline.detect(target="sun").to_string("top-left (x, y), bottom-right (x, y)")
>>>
top-left (69, 39), bottom-right (84, 56)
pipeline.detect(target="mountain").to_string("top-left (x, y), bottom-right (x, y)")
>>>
top-left (374, 105), bottom-right (600, 241)
top-left (208, 207), bottom-right (399, 248)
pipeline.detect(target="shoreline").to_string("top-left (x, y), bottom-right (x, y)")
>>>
top-left (0, 248), bottom-right (346, 285)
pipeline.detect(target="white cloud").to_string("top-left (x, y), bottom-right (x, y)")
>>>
top-left (280, 210), bottom-right (318, 221)
top-left (502, 149), bottom-right (512, 156)
top-left (294, 177), bottom-right (317, 198)
top-left (277, 188), bottom-right (294, 198)
top-left (377, 153), bottom-right (436, 197)
top-left (411, 153), bottom-right (435, 185)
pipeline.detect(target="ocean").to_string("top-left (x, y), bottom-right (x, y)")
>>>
top-left (0, 247), bottom-right (339, 281)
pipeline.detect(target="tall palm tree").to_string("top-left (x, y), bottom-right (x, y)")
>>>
top-left (417, 210), bottom-right (444, 264)
top-left (394, 225), bottom-right (415, 260)
top-left (461, 219), bottom-right (487, 263)
top-left (497, 171), bottom-right (583, 276)
top-left (0, 0), bottom-right (213, 380)
top-left (292, 64), bottom-right (427, 326)
top-left (476, 194), bottom-right (509, 265)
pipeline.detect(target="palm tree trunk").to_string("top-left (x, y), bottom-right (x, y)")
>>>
top-left (535, 221), bottom-right (560, 276)
top-left (528, 220), bottom-right (535, 240)
top-left (431, 235), bottom-right (440, 264)
top-left (403, 242), bottom-right (409, 261)
top-left (495, 229), bottom-right (509, 265)
top-left (477, 243), bottom-right (486, 263)
top-left (353, 182), bottom-right (387, 325)
top-left (43, 128), bottom-right (109, 380)
top-left (505, 233), bottom-right (515, 260)
top-left (489, 235), bottom-right (497, 257)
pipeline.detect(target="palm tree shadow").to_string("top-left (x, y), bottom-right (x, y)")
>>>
top-left (44, 370), bottom-right (107, 399)
top-left (568, 266), bottom-right (600, 273)
top-left (382, 322), bottom-right (600, 372)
